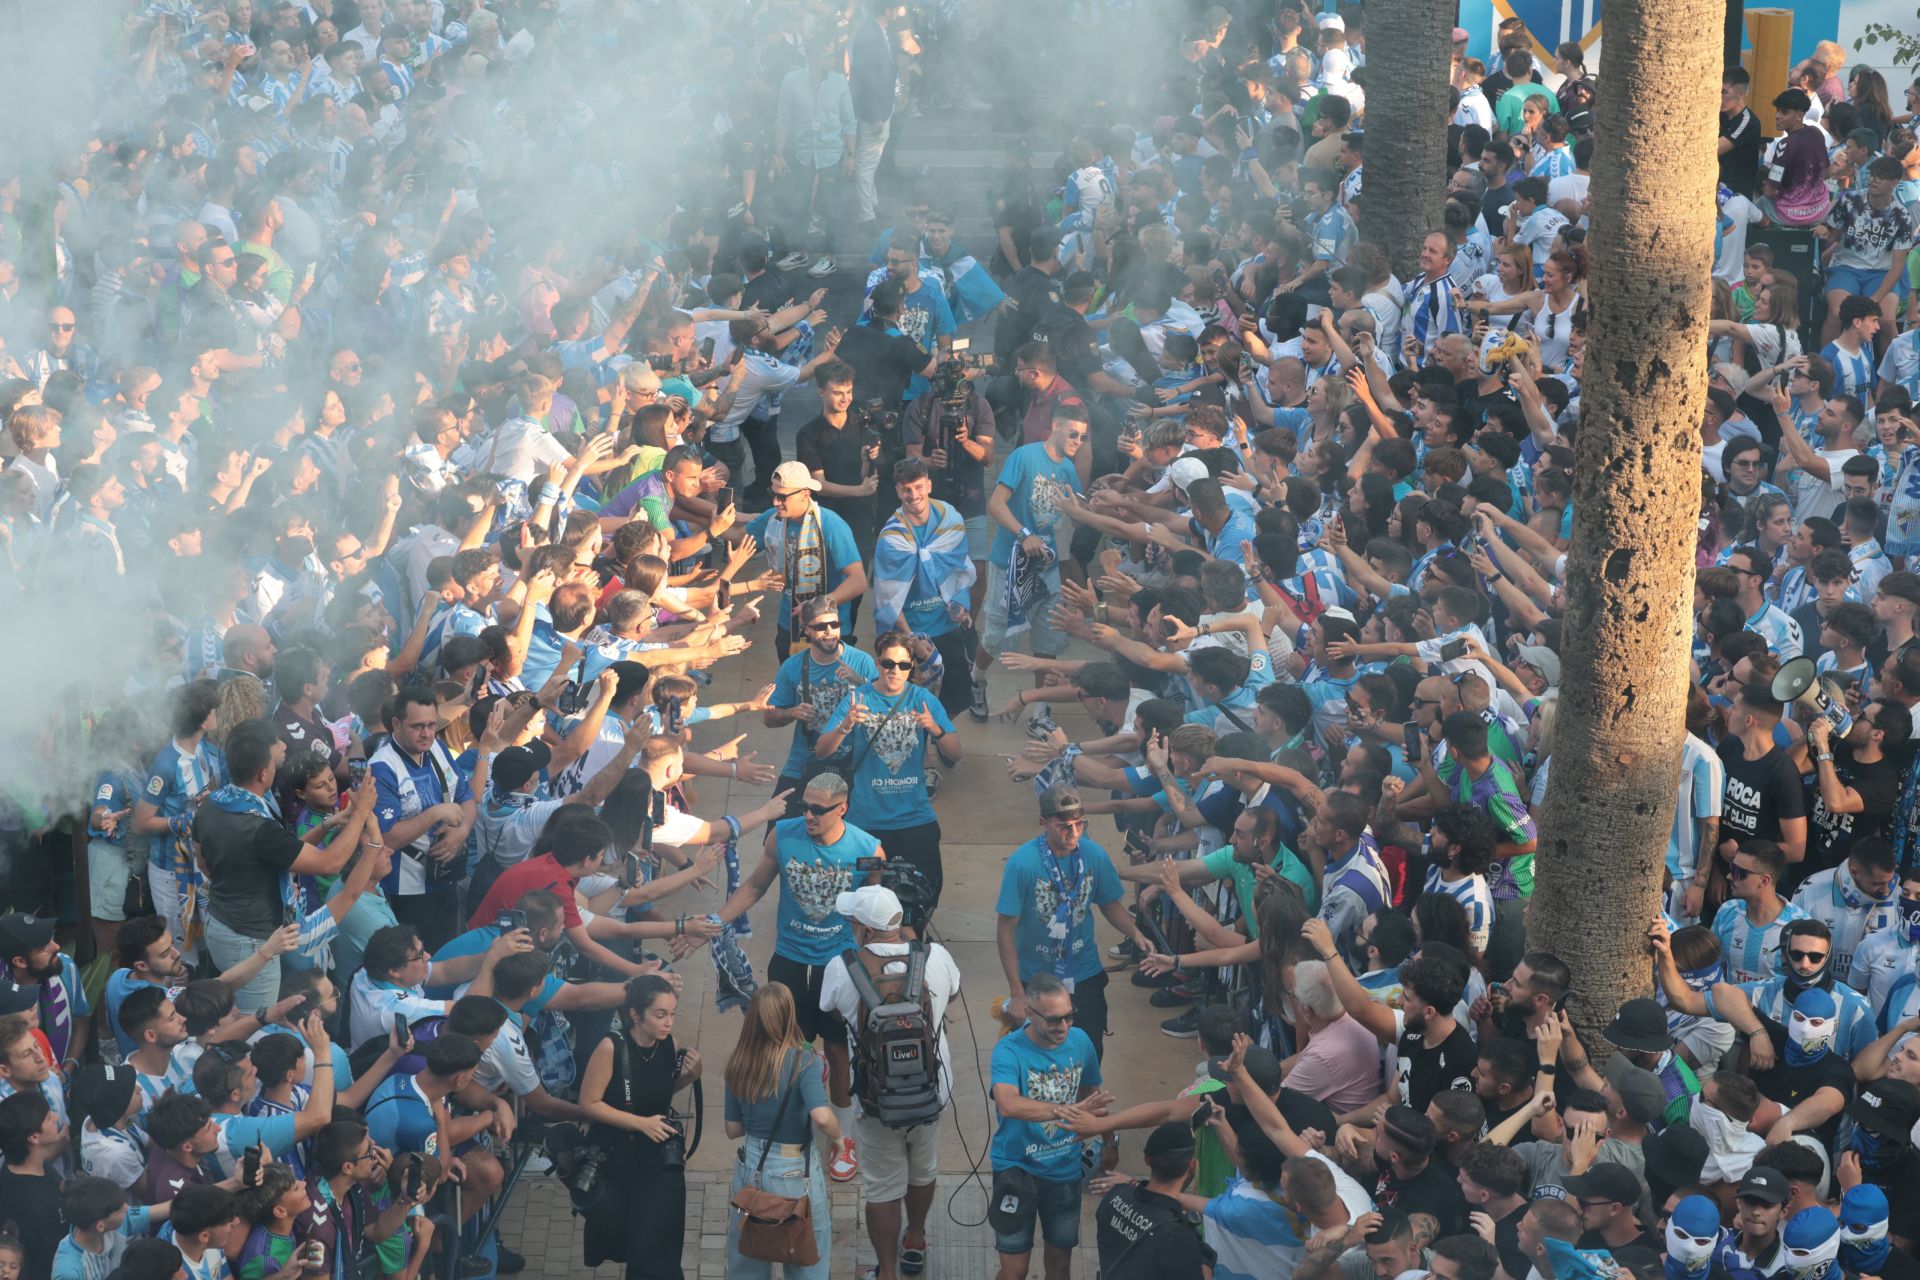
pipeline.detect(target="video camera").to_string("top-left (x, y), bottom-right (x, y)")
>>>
top-left (855, 855), bottom-right (936, 935)
top-left (930, 336), bottom-right (990, 406)
top-left (853, 398), bottom-right (898, 455)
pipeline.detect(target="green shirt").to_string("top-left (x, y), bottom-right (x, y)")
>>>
top-left (1177, 1076), bottom-right (1234, 1198)
top-left (1202, 843), bottom-right (1319, 923)
top-left (1494, 83), bottom-right (1559, 135)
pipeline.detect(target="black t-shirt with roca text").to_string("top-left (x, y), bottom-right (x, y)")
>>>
top-left (1718, 738), bottom-right (1807, 844)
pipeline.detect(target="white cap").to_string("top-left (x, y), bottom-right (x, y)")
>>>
top-left (1316, 13), bottom-right (1345, 30)
top-left (835, 886), bottom-right (905, 930)
top-left (1146, 456), bottom-right (1210, 495)
top-left (771, 460), bottom-right (822, 493)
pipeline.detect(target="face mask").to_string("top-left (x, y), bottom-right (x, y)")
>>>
top-left (1786, 1010), bottom-right (1836, 1064)
top-left (1666, 1221), bottom-right (1720, 1268)
top-left (1840, 1217), bottom-right (1891, 1273)
top-left (1781, 1235), bottom-right (1839, 1280)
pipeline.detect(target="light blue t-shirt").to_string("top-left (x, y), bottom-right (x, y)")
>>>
top-left (819, 685), bottom-right (954, 830)
top-left (1184, 647), bottom-right (1276, 731)
top-left (209, 1110), bottom-right (299, 1177)
top-left (52, 1204), bottom-right (153, 1280)
top-left (365, 1073), bottom-right (440, 1154)
top-left (772, 818), bottom-right (883, 965)
top-left (767, 644), bottom-right (880, 780)
top-left (989, 442), bottom-right (1083, 563)
top-left (989, 1026), bottom-right (1102, 1182)
top-left (746, 504), bottom-right (863, 634)
top-left (994, 836), bottom-right (1124, 984)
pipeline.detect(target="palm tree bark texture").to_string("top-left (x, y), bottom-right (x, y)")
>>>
top-left (1355, 0), bottom-right (1455, 280)
top-left (1528, 0), bottom-right (1721, 1054)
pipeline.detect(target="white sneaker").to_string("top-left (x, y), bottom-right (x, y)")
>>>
top-left (776, 250), bottom-right (810, 272)
top-left (808, 255), bottom-right (836, 277)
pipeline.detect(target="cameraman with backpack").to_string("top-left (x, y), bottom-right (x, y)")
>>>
top-left (820, 886), bottom-right (960, 1280)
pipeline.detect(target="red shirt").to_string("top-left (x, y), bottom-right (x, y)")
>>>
top-left (470, 853), bottom-right (583, 930)
top-left (1020, 375), bottom-right (1083, 444)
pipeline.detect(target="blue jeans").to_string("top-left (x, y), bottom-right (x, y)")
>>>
top-left (203, 914), bottom-right (279, 1010)
top-left (991, 1171), bottom-right (1082, 1254)
top-left (727, 1138), bottom-right (832, 1280)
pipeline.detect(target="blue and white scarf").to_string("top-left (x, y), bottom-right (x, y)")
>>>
top-left (1003, 542), bottom-right (1055, 640)
top-left (873, 498), bottom-right (974, 632)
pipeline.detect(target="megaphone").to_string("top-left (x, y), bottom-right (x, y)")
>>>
top-left (1771, 657), bottom-right (1853, 738)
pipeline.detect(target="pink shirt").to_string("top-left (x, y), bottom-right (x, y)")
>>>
top-left (1284, 1013), bottom-right (1385, 1114)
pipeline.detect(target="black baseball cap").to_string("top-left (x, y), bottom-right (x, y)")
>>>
top-left (1738, 1167), bottom-right (1790, 1205)
top-left (0, 913), bottom-right (54, 959)
top-left (1563, 1161), bottom-right (1643, 1207)
top-left (492, 741), bottom-right (552, 793)
top-left (1144, 1121), bottom-right (1197, 1158)
top-left (1602, 998), bottom-right (1670, 1054)
top-left (1849, 1078), bottom-right (1920, 1141)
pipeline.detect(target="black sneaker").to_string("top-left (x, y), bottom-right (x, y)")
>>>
top-left (1107, 938), bottom-right (1140, 960)
top-left (1161, 1008), bottom-right (1201, 1038)
top-left (494, 1246), bottom-right (527, 1275)
top-left (1149, 985), bottom-right (1192, 1008)
top-left (457, 1258), bottom-right (493, 1278)
top-left (1132, 966), bottom-right (1177, 988)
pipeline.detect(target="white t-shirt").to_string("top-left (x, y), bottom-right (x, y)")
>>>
top-left (81, 1120), bottom-right (146, 1189)
top-left (820, 941), bottom-right (961, 1111)
top-left (1547, 173), bottom-right (1591, 212)
top-left (474, 416), bottom-right (571, 484)
top-left (476, 1013), bottom-right (540, 1096)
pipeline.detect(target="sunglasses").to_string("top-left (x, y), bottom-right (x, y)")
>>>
top-left (877, 658), bottom-right (914, 672)
top-left (1728, 863), bottom-right (1760, 880)
top-left (49, 322), bottom-right (75, 332)
top-left (802, 801), bottom-right (844, 816)
top-left (808, 621), bottom-right (841, 633)
top-left (1033, 1007), bottom-right (1077, 1027)
top-left (1788, 949), bottom-right (1829, 964)
top-left (771, 489), bottom-right (807, 502)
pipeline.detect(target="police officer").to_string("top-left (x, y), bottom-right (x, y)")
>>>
top-left (1092, 1121), bottom-right (1216, 1278)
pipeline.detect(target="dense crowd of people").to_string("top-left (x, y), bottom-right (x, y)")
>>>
top-left (6, 0), bottom-right (1920, 1278)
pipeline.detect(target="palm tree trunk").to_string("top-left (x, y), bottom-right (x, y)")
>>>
top-left (1528, 0), bottom-right (1722, 1052)
top-left (1355, 0), bottom-right (1454, 280)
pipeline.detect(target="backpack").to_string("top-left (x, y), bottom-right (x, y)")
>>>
top-left (841, 944), bottom-right (943, 1129)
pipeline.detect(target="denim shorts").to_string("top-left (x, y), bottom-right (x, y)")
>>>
top-left (1826, 264), bottom-right (1889, 299)
top-left (991, 1171), bottom-right (1082, 1254)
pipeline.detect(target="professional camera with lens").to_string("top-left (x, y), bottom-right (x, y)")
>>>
top-left (930, 336), bottom-right (991, 407)
top-left (855, 855), bottom-right (936, 934)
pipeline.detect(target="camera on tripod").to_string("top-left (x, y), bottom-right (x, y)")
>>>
top-left (930, 336), bottom-right (990, 405)
top-left (855, 855), bottom-right (936, 934)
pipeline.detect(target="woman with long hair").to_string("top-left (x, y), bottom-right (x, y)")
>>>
top-left (723, 983), bottom-right (839, 1278)
top-left (1708, 269), bottom-right (1803, 371)
top-left (1467, 245), bottom-right (1588, 373)
top-left (579, 974), bottom-right (701, 1278)
top-left (1854, 68), bottom-right (1895, 140)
